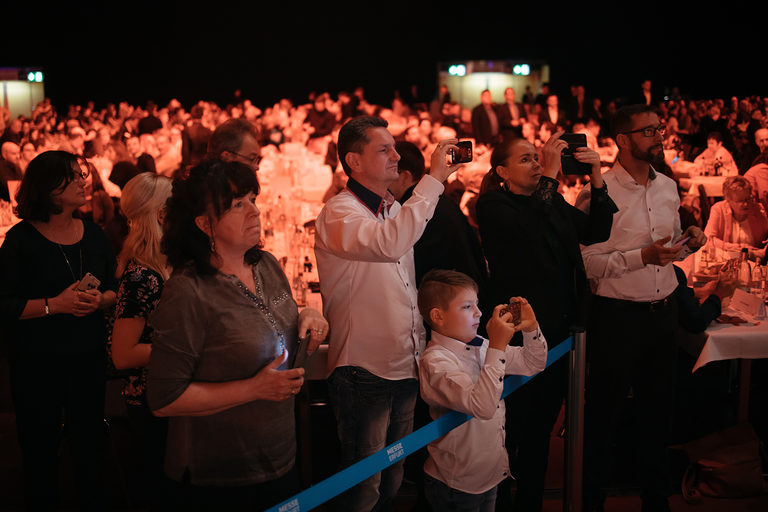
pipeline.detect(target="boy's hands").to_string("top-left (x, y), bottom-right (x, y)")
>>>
top-left (486, 297), bottom-right (539, 351)
top-left (487, 305), bottom-right (518, 351)
top-left (514, 297), bottom-right (538, 333)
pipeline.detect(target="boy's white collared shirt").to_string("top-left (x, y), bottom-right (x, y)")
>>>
top-left (419, 327), bottom-right (547, 494)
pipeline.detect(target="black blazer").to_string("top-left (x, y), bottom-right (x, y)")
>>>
top-left (471, 104), bottom-right (500, 146)
top-left (673, 264), bottom-right (721, 334)
top-left (476, 177), bottom-right (616, 343)
top-left (497, 102), bottom-right (526, 131)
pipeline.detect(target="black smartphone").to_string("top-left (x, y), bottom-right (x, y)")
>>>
top-left (450, 140), bottom-right (473, 165)
top-left (560, 133), bottom-right (592, 174)
top-left (288, 334), bottom-right (311, 369)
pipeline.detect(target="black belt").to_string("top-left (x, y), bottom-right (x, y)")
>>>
top-left (594, 294), bottom-right (673, 313)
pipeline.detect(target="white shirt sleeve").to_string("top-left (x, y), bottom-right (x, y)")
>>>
top-left (315, 175), bottom-right (444, 262)
top-left (500, 325), bottom-right (548, 376)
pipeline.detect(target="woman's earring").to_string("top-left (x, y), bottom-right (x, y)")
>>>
top-left (208, 221), bottom-right (216, 254)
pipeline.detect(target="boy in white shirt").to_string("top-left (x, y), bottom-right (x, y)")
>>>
top-left (417, 269), bottom-right (548, 511)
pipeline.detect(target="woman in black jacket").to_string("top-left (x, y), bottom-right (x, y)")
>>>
top-left (476, 132), bottom-right (616, 511)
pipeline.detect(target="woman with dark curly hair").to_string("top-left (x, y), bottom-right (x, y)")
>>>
top-left (0, 150), bottom-right (117, 510)
top-left (146, 159), bottom-right (328, 510)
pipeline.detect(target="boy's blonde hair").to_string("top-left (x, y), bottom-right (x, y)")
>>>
top-left (417, 269), bottom-right (478, 328)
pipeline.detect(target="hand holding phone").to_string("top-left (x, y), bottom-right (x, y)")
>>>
top-left (76, 272), bottom-right (101, 292)
top-left (449, 140), bottom-right (473, 165)
top-left (672, 236), bottom-right (691, 248)
top-left (560, 133), bottom-right (592, 175)
top-left (288, 334), bottom-right (311, 369)
top-left (499, 301), bottom-right (522, 325)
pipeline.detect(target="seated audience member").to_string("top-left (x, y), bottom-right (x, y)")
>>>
top-left (126, 136), bottom-right (157, 174)
top-left (0, 118), bottom-right (23, 145)
top-left (109, 160), bottom-right (142, 191)
top-left (19, 142), bottom-right (37, 173)
top-left (153, 130), bottom-right (182, 177)
top-left (321, 168), bottom-right (348, 203)
top-left (673, 264), bottom-right (736, 335)
top-left (672, 265), bottom-right (738, 446)
top-left (181, 105), bottom-right (212, 170)
top-left (0, 141), bottom-right (22, 201)
top-left (207, 118), bottom-right (262, 172)
top-left (693, 131), bottom-right (738, 176)
top-left (704, 176), bottom-right (768, 260)
top-left (417, 269), bottom-right (547, 512)
top-left (304, 94), bottom-right (336, 140)
top-left (744, 151), bottom-right (768, 213)
top-left (538, 122), bottom-right (556, 145)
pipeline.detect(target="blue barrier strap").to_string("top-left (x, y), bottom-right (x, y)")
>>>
top-left (268, 336), bottom-right (573, 512)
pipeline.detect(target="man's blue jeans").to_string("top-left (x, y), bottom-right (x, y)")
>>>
top-left (328, 366), bottom-right (418, 512)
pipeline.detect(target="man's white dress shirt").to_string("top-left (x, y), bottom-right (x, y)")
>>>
top-left (575, 162), bottom-right (688, 302)
top-left (314, 174), bottom-right (444, 380)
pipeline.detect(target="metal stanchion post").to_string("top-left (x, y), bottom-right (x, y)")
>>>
top-left (564, 329), bottom-right (586, 512)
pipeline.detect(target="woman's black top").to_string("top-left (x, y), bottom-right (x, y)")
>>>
top-left (477, 177), bottom-right (616, 343)
top-left (0, 220), bottom-right (117, 357)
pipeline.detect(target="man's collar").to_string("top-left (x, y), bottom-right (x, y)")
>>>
top-left (613, 159), bottom-right (657, 186)
top-left (347, 177), bottom-right (394, 216)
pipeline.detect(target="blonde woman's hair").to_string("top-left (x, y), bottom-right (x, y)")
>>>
top-left (722, 175), bottom-right (752, 199)
top-left (119, 173), bottom-right (173, 280)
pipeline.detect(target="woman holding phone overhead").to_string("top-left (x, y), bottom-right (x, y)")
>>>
top-left (0, 150), bottom-right (117, 510)
top-left (476, 132), bottom-right (616, 511)
top-left (146, 159), bottom-right (328, 510)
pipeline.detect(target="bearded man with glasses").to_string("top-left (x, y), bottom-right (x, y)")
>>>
top-left (574, 105), bottom-right (706, 512)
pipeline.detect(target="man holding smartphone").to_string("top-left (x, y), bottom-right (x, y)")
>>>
top-left (314, 116), bottom-right (460, 511)
top-left (575, 105), bottom-right (705, 512)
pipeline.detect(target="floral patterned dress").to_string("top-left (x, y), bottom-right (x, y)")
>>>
top-left (108, 260), bottom-right (164, 407)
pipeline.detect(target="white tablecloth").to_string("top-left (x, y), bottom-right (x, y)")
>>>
top-left (694, 309), bottom-right (768, 371)
top-left (679, 176), bottom-right (726, 198)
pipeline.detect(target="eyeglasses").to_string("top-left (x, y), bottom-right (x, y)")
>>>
top-left (230, 151), bottom-right (263, 167)
top-left (73, 159), bottom-right (92, 180)
top-left (622, 124), bottom-right (666, 137)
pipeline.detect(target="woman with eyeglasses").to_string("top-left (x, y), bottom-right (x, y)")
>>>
top-left (704, 176), bottom-right (768, 260)
top-left (0, 150), bottom-right (117, 510)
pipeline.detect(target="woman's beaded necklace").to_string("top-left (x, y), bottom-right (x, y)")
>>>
top-left (232, 268), bottom-right (286, 352)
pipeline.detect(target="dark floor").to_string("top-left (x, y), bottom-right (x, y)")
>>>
top-left (2, 356), bottom-right (768, 511)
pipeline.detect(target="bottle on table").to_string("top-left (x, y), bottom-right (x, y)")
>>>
top-left (738, 247), bottom-right (752, 290)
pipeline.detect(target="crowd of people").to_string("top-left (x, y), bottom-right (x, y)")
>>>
top-left (1, 80), bottom-right (768, 512)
